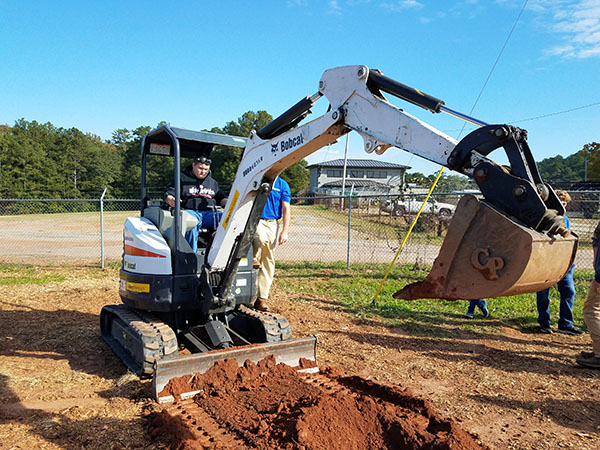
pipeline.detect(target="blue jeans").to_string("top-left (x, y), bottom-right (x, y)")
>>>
top-left (184, 209), bottom-right (222, 252)
top-left (467, 299), bottom-right (487, 314)
top-left (536, 264), bottom-right (575, 329)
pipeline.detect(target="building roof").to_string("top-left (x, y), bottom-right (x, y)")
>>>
top-left (307, 158), bottom-right (410, 169)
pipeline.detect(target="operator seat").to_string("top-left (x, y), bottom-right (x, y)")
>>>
top-left (142, 206), bottom-right (198, 250)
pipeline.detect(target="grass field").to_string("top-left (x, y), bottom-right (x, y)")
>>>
top-left (277, 261), bottom-right (594, 334)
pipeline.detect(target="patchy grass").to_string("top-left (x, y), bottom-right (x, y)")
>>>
top-left (277, 262), bottom-right (592, 336)
top-left (0, 264), bottom-right (66, 285)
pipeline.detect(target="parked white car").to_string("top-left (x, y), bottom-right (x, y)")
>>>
top-left (380, 197), bottom-right (456, 218)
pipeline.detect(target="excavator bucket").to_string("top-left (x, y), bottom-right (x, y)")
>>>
top-left (394, 195), bottom-right (578, 301)
top-left (153, 336), bottom-right (317, 403)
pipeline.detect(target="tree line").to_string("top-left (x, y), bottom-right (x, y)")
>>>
top-left (0, 112), bottom-right (309, 199)
top-left (0, 114), bottom-right (597, 200)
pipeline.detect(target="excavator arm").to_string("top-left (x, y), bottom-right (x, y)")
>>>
top-left (206, 65), bottom-right (577, 302)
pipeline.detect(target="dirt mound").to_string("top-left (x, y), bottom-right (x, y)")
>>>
top-left (150, 356), bottom-right (489, 449)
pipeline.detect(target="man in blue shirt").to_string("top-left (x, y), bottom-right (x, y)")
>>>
top-left (252, 177), bottom-right (291, 311)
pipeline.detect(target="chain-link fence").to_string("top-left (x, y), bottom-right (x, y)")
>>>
top-left (285, 192), bottom-right (598, 270)
top-left (0, 191), bottom-right (598, 269)
top-left (0, 198), bottom-right (140, 266)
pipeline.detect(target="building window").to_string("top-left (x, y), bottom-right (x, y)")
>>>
top-left (366, 170), bottom-right (387, 179)
top-left (348, 170), bottom-right (364, 178)
top-left (326, 169), bottom-right (343, 177)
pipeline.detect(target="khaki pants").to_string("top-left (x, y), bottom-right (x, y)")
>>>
top-left (584, 281), bottom-right (600, 356)
top-left (253, 219), bottom-right (279, 300)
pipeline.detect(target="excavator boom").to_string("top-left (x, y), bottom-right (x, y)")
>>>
top-left (207, 65), bottom-right (576, 304)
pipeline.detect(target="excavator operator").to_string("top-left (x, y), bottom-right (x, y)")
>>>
top-left (164, 156), bottom-right (227, 252)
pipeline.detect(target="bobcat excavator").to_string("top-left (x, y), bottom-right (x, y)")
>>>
top-left (100, 65), bottom-right (577, 402)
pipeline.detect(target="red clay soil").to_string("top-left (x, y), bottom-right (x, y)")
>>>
top-left (150, 356), bottom-right (489, 450)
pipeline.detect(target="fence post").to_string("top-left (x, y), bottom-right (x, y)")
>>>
top-left (346, 193), bottom-right (352, 268)
top-left (100, 188), bottom-right (107, 268)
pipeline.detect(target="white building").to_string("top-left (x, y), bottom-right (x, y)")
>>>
top-left (307, 159), bottom-right (410, 195)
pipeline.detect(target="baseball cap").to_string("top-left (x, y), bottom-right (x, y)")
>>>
top-left (194, 156), bottom-right (212, 164)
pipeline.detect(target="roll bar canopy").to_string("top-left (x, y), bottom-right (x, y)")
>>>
top-left (142, 125), bottom-right (247, 159)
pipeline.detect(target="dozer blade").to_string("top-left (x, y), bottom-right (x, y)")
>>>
top-left (394, 194), bottom-right (578, 301)
top-left (153, 336), bottom-right (317, 403)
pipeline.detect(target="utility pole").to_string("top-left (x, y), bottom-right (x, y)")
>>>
top-left (341, 134), bottom-right (349, 209)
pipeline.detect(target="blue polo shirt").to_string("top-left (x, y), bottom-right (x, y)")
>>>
top-left (262, 177), bottom-right (291, 220)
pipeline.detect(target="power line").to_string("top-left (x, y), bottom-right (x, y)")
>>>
top-left (443, 100), bottom-right (600, 133)
top-left (511, 101), bottom-right (600, 124)
top-left (455, 0), bottom-right (528, 140)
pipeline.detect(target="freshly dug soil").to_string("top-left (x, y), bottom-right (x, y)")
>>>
top-left (150, 356), bottom-right (489, 449)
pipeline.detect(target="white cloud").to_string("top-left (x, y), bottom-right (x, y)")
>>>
top-left (380, 0), bottom-right (424, 12)
top-left (286, 0), bottom-right (308, 7)
top-left (546, 44), bottom-right (576, 57)
top-left (533, 0), bottom-right (600, 59)
top-left (329, 0), bottom-right (343, 15)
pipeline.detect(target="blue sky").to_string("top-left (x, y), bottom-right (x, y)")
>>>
top-left (1, 0), bottom-right (599, 175)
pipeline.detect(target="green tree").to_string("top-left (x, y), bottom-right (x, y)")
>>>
top-left (112, 125), bottom-right (158, 198)
top-left (1, 119), bottom-right (62, 197)
top-left (431, 173), bottom-right (473, 192)
top-left (405, 171), bottom-right (473, 192)
top-left (281, 160), bottom-right (309, 195)
top-left (209, 111), bottom-right (273, 188)
top-left (537, 152), bottom-right (584, 183)
top-left (210, 110), bottom-right (309, 193)
top-left (405, 172), bottom-right (429, 187)
top-left (0, 119), bottom-right (123, 199)
top-left (53, 127), bottom-right (122, 197)
top-left (580, 142), bottom-right (600, 181)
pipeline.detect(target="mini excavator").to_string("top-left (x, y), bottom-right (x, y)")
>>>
top-left (100, 65), bottom-right (577, 401)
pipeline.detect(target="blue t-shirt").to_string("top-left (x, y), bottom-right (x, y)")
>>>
top-left (262, 177), bottom-right (291, 219)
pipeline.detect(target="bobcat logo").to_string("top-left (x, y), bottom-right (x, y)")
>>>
top-left (271, 143), bottom-right (278, 154)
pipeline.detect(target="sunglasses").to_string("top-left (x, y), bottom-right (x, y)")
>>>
top-left (194, 157), bottom-right (212, 164)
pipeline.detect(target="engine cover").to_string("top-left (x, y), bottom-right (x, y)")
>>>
top-left (123, 217), bottom-right (172, 275)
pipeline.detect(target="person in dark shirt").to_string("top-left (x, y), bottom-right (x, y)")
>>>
top-left (164, 156), bottom-right (227, 252)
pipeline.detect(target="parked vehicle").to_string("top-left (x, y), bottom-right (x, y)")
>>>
top-left (380, 197), bottom-right (456, 218)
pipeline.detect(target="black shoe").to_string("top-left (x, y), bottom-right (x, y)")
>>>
top-left (576, 355), bottom-right (600, 369)
top-left (558, 326), bottom-right (584, 336)
top-left (580, 350), bottom-right (595, 359)
top-left (539, 326), bottom-right (553, 334)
